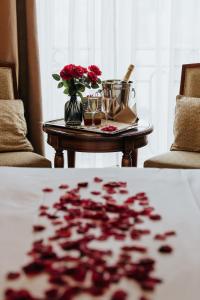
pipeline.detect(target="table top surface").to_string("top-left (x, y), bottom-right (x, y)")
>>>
top-left (43, 119), bottom-right (153, 140)
top-left (1, 167), bottom-right (200, 300)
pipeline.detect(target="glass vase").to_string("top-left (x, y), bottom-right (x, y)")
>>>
top-left (64, 95), bottom-right (83, 126)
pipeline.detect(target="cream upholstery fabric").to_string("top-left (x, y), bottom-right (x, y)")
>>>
top-left (0, 151), bottom-right (51, 168)
top-left (0, 67), bottom-right (14, 99)
top-left (171, 95), bottom-right (200, 152)
top-left (0, 100), bottom-right (33, 152)
top-left (144, 151), bottom-right (200, 169)
top-left (184, 68), bottom-right (200, 97)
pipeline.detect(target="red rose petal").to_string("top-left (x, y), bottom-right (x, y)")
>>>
top-left (139, 201), bottom-right (149, 206)
top-left (59, 287), bottom-right (81, 300)
top-left (149, 214), bottom-right (162, 221)
top-left (49, 275), bottom-right (66, 286)
top-left (101, 125), bottom-right (118, 132)
top-left (78, 182), bottom-right (88, 188)
top-left (141, 281), bottom-right (155, 291)
top-left (136, 192), bottom-right (146, 198)
top-left (45, 288), bottom-right (59, 299)
top-left (39, 205), bottom-right (49, 210)
top-left (125, 196), bottom-right (137, 204)
top-left (5, 289), bottom-right (36, 300)
top-left (33, 225), bottom-right (46, 232)
top-left (91, 191), bottom-right (101, 195)
top-left (154, 234), bottom-right (166, 241)
top-left (122, 245), bottom-right (147, 253)
top-left (42, 187), bottom-right (53, 193)
top-left (165, 231), bottom-right (176, 237)
top-left (23, 261), bottom-right (45, 275)
top-left (51, 220), bottom-right (63, 226)
top-left (119, 189), bottom-right (128, 194)
top-left (111, 290), bottom-right (127, 300)
top-left (158, 245), bottom-right (173, 254)
top-left (94, 177), bottom-right (103, 183)
top-left (6, 272), bottom-right (20, 280)
top-left (140, 297), bottom-right (150, 300)
top-left (59, 184), bottom-right (69, 189)
top-left (86, 286), bottom-right (104, 296)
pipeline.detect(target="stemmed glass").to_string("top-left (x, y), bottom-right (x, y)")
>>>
top-left (101, 93), bottom-right (113, 125)
top-left (88, 97), bottom-right (99, 126)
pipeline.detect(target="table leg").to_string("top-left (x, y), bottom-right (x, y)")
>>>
top-left (122, 150), bottom-right (132, 167)
top-left (67, 150), bottom-right (76, 168)
top-left (54, 149), bottom-right (64, 168)
top-left (131, 149), bottom-right (138, 167)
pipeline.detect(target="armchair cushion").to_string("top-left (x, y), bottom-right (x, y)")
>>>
top-left (171, 95), bottom-right (200, 152)
top-left (144, 151), bottom-right (200, 169)
top-left (0, 100), bottom-right (33, 152)
top-left (0, 152), bottom-right (51, 168)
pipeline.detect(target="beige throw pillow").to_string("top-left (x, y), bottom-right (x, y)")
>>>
top-left (0, 100), bottom-right (33, 152)
top-left (171, 95), bottom-right (200, 152)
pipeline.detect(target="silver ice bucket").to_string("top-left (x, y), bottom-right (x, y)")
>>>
top-left (102, 80), bottom-right (135, 118)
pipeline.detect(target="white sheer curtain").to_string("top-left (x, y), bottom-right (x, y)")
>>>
top-left (36, 0), bottom-right (200, 167)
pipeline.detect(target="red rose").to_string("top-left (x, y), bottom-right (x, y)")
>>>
top-left (88, 65), bottom-right (102, 76)
top-left (60, 64), bottom-right (74, 80)
top-left (73, 66), bottom-right (87, 78)
top-left (87, 71), bottom-right (98, 84)
top-left (60, 64), bottom-right (87, 80)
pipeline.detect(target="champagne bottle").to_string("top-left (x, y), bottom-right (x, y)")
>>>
top-left (122, 64), bottom-right (135, 82)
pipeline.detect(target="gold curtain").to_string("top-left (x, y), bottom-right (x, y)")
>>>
top-left (0, 0), bottom-right (44, 155)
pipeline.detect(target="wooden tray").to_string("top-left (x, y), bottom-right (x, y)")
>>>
top-left (44, 119), bottom-right (146, 135)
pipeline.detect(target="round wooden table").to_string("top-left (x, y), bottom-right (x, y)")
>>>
top-left (43, 120), bottom-right (153, 168)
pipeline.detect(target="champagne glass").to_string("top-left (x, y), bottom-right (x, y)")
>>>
top-left (88, 97), bottom-right (99, 126)
top-left (102, 97), bottom-right (113, 125)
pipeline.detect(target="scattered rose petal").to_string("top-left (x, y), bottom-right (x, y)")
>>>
top-left (52, 220), bottom-right (63, 226)
top-left (86, 286), bottom-right (104, 296)
top-left (23, 261), bottom-right (45, 275)
top-left (4, 178), bottom-right (177, 300)
top-left (122, 245), bottom-right (147, 253)
top-left (140, 297), bottom-right (150, 300)
top-left (149, 214), bottom-right (162, 221)
top-left (101, 125), bottom-right (118, 132)
top-left (154, 234), bottom-right (166, 241)
top-left (49, 275), bottom-right (66, 286)
top-left (5, 289), bottom-right (36, 300)
top-left (158, 245), bottom-right (173, 254)
top-left (6, 272), bottom-right (20, 280)
top-left (111, 290), bottom-right (127, 300)
top-left (45, 288), bottom-right (59, 299)
top-left (91, 191), bottom-right (101, 195)
top-left (165, 231), bottom-right (176, 237)
top-left (119, 189), bottom-right (128, 194)
top-left (33, 225), bottom-right (46, 232)
top-left (42, 187), bottom-right (53, 193)
top-left (39, 205), bottom-right (48, 210)
top-left (94, 177), bottom-right (103, 183)
top-left (125, 196), bottom-right (137, 204)
top-left (59, 184), bottom-right (69, 189)
top-left (78, 182), bottom-right (88, 188)
top-left (136, 192), bottom-right (146, 198)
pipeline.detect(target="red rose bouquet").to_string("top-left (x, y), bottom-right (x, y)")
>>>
top-left (52, 64), bottom-right (102, 99)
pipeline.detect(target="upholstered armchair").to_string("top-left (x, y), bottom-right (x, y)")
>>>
top-left (0, 62), bottom-right (51, 167)
top-left (144, 63), bottom-right (200, 169)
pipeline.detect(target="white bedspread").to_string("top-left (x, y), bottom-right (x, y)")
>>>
top-left (0, 167), bottom-right (200, 300)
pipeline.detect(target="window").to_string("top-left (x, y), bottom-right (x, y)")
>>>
top-left (36, 0), bottom-right (200, 167)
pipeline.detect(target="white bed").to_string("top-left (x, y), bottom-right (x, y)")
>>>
top-left (0, 167), bottom-right (200, 300)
